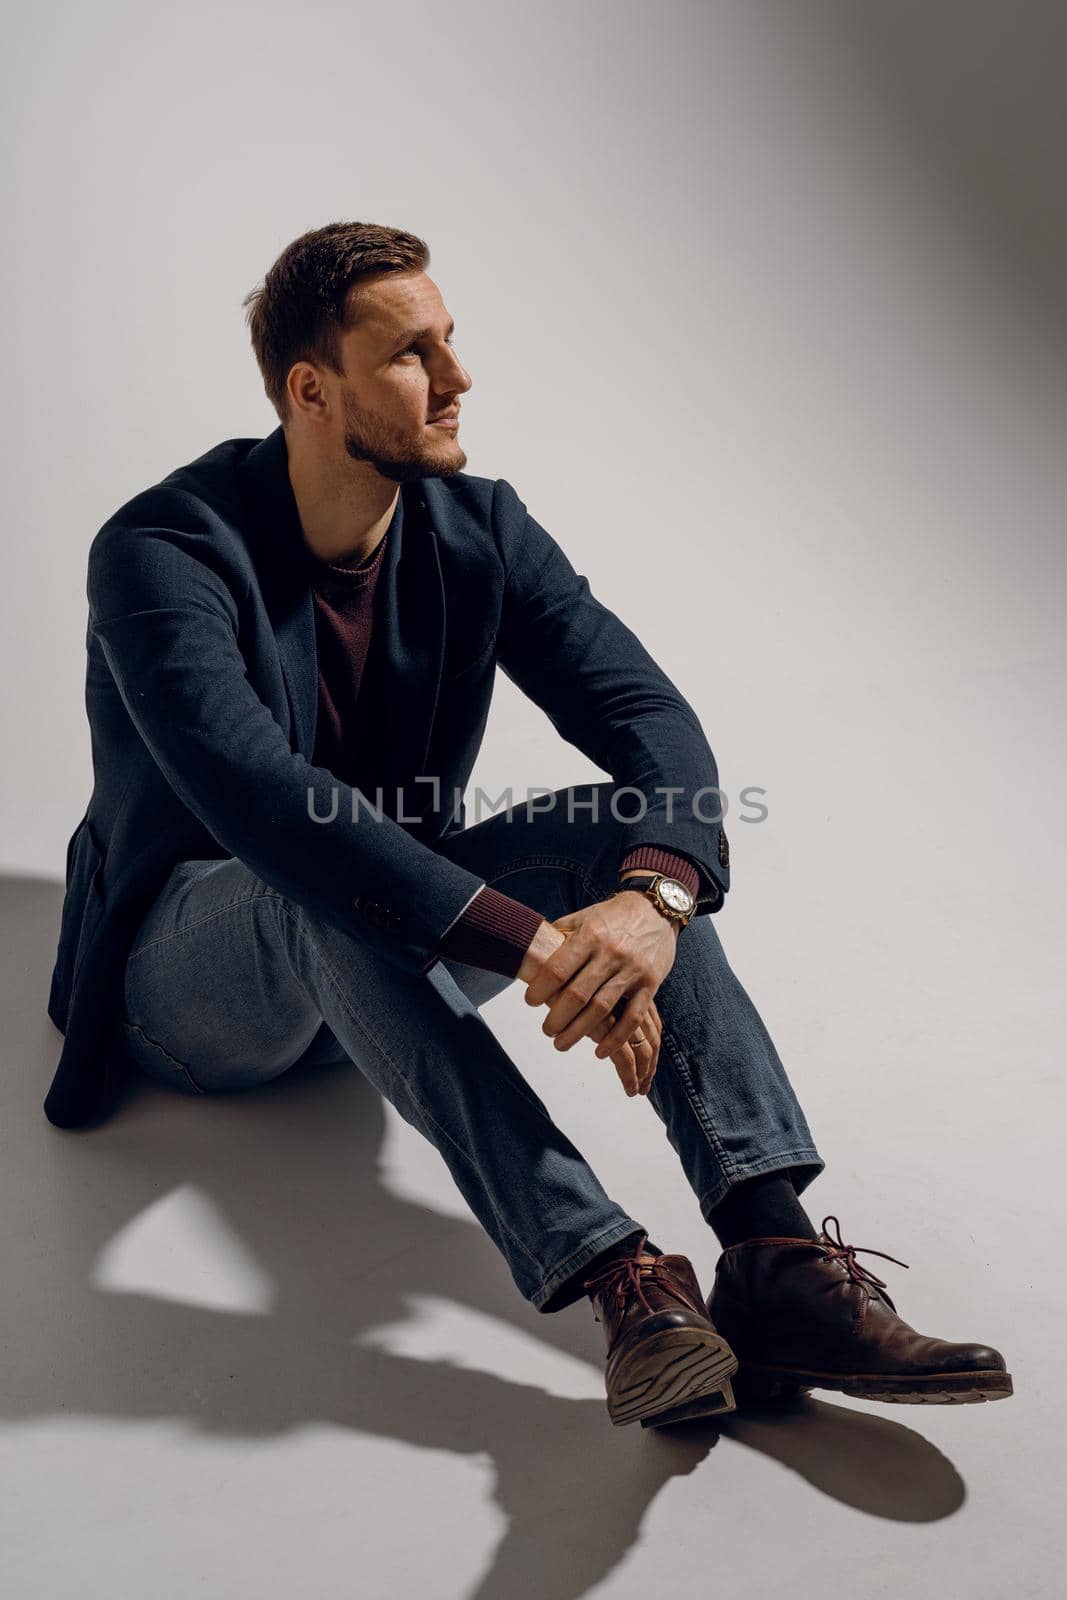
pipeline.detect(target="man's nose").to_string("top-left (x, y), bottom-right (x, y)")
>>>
top-left (434, 350), bottom-right (472, 395)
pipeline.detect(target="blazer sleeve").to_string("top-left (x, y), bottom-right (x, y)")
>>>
top-left (491, 479), bottom-right (730, 911)
top-left (87, 520), bottom-right (487, 972)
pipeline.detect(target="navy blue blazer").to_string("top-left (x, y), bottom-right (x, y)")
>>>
top-left (44, 426), bottom-right (730, 1128)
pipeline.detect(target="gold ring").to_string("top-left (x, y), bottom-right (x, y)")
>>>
top-left (631, 1030), bottom-right (647, 1046)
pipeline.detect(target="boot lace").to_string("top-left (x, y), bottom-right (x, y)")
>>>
top-left (581, 1234), bottom-right (706, 1322)
top-left (818, 1214), bottom-right (909, 1310)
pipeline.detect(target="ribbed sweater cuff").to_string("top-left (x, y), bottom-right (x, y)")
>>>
top-left (617, 845), bottom-right (702, 897)
top-left (437, 885), bottom-right (545, 979)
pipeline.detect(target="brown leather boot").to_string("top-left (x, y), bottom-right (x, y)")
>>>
top-left (706, 1215), bottom-right (1014, 1406)
top-left (582, 1231), bottom-right (739, 1428)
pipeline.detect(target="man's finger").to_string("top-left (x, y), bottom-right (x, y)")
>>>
top-left (642, 1007), bottom-right (661, 1085)
top-left (547, 972), bottom-right (630, 1050)
top-left (609, 1040), bottom-right (640, 1097)
top-left (594, 1015), bottom-right (654, 1098)
top-left (631, 1035), bottom-right (655, 1096)
top-left (594, 992), bottom-right (649, 1060)
top-left (523, 934), bottom-right (593, 1009)
top-left (540, 954), bottom-right (618, 1042)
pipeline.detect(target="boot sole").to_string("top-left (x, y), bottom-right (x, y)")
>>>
top-left (735, 1362), bottom-right (1014, 1406)
top-left (606, 1329), bottom-right (739, 1428)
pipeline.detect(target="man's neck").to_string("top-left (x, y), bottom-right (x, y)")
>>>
top-left (284, 430), bottom-right (399, 568)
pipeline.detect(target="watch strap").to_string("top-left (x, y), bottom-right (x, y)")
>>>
top-left (614, 872), bottom-right (695, 928)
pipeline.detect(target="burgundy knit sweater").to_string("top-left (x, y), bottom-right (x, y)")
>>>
top-left (308, 516), bottom-right (711, 979)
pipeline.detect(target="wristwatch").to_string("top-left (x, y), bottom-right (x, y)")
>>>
top-left (613, 872), bottom-right (696, 929)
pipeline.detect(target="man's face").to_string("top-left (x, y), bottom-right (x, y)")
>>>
top-left (332, 271), bottom-right (472, 483)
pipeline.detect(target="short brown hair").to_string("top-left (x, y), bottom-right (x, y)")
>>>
top-left (242, 221), bottom-right (430, 422)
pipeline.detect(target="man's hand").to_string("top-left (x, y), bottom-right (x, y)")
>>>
top-left (584, 992), bottom-right (662, 1097)
top-left (518, 919), bottom-right (663, 1096)
top-left (598, 996), bottom-right (662, 1097)
top-left (518, 889), bottom-right (678, 1064)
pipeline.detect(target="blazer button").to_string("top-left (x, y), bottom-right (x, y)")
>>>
top-left (718, 830), bottom-right (730, 867)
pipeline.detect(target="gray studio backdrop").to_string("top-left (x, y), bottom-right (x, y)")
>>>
top-left (2, 3), bottom-right (1064, 1597)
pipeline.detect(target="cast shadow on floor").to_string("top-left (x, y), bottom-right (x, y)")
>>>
top-left (3, 872), bottom-right (966, 1600)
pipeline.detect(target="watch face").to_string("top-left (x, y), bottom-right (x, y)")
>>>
top-left (659, 878), bottom-right (694, 914)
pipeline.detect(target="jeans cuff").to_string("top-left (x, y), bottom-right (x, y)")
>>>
top-left (697, 1148), bottom-right (826, 1222)
top-left (531, 1217), bottom-right (649, 1314)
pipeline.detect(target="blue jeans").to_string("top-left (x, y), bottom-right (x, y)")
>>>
top-left (113, 781), bottom-right (824, 1312)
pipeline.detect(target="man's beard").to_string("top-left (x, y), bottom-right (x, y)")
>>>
top-left (342, 391), bottom-right (467, 484)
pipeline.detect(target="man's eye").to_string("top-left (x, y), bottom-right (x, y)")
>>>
top-left (397, 337), bottom-right (455, 359)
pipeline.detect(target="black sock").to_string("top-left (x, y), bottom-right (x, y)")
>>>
top-left (707, 1172), bottom-right (818, 1249)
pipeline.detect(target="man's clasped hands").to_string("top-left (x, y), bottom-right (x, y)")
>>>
top-left (516, 882), bottom-right (680, 1099)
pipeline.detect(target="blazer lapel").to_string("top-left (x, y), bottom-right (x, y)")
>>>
top-left (275, 590), bottom-right (317, 759)
top-left (237, 428), bottom-right (446, 794)
top-left (238, 427), bottom-right (318, 756)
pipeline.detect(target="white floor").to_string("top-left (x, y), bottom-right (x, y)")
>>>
top-left (2, 807), bottom-right (1062, 1600)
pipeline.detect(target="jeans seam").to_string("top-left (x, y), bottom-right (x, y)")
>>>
top-left (658, 1023), bottom-right (738, 1181)
top-left (127, 890), bottom-right (279, 960)
top-left (274, 898), bottom-right (546, 1275)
